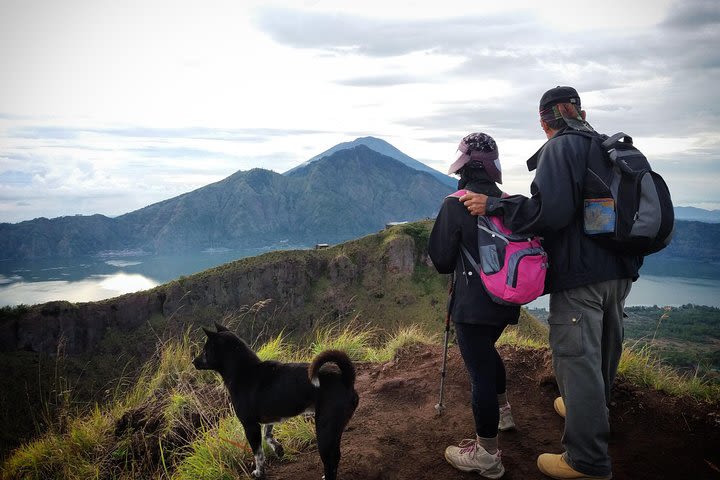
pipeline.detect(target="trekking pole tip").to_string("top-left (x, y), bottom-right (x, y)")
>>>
top-left (434, 403), bottom-right (445, 415)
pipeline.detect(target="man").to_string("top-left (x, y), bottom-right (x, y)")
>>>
top-left (460, 86), bottom-right (641, 480)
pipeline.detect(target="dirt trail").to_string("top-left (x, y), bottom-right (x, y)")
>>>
top-left (266, 344), bottom-right (720, 480)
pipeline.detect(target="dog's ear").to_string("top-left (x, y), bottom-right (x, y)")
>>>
top-left (214, 322), bottom-right (230, 332)
top-left (202, 326), bottom-right (214, 337)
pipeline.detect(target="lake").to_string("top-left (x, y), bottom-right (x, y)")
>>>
top-left (1, 251), bottom-right (719, 308)
top-left (0, 246), bottom-right (302, 307)
top-left (526, 274), bottom-right (720, 309)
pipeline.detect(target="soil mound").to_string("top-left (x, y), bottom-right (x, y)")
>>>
top-left (267, 344), bottom-right (720, 480)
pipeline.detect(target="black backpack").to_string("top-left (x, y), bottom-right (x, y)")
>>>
top-left (563, 130), bottom-right (675, 256)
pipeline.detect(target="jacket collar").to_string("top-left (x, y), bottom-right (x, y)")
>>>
top-left (526, 127), bottom-right (572, 171)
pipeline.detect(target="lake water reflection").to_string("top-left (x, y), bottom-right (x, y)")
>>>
top-left (0, 247), bottom-right (299, 307)
top-left (0, 273), bottom-right (160, 305)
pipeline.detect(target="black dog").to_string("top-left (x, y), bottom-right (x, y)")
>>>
top-left (193, 323), bottom-right (359, 479)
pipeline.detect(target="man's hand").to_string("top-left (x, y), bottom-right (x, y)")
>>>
top-left (459, 191), bottom-right (489, 216)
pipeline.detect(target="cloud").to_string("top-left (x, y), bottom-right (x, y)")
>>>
top-left (253, 1), bottom-right (719, 137)
top-left (335, 74), bottom-right (425, 87)
top-left (130, 146), bottom-right (230, 159)
top-left (9, 125), bottom-right (327, 142)
top-left (254, 8), bottom-right (535, 57)
top-left (10, 126), bottom-right (80, 140)
top-left (0, 171), bottom-right (34, 186)
top-left (661, 0), bottom-right (720, 29)
top-left (397, 103), bottom-right (539, 139)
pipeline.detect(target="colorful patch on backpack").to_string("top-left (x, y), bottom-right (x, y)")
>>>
top-left (583, 198), bottom-right (616, 235)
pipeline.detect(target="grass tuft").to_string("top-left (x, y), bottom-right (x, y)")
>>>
top-left (369, 325), bottom-right (437, 362)
top-left (310, 323), bottom-right (376, 361)
top-left (3, 436), bottom-right (60, 480)
top-left (256, 333), bottom-right (292, 362)
top-left (497, 328), bottom-right (546, 349)
top-left (173, 416), bottom-right (252, 480)
top-left (271, 416), bottom-right (317, 457)
top-left (2, 407), bottom-right (110, 480)
top-left (618, 342), bottom-right (720, 403)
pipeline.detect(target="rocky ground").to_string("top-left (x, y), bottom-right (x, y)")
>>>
top-left (266, 344), bottom-right (720, 480)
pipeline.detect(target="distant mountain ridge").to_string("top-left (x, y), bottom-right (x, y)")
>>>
top-left (286, 136), bottom-right (456, 188)
top-left (674, 206), bottom-right (720, 223)
top-left (0, 145), bottom-right (453, 259)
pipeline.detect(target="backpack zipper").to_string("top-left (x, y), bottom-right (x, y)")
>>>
top-left (478, 225), bottom-right (510, 244)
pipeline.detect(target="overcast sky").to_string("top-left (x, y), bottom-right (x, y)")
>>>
top-left (1, 0), bottom-right (718, 223)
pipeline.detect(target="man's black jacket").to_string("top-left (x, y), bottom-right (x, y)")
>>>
top-left (485, 128), bottom-right (641, 293)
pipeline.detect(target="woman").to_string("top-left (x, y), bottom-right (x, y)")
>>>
top-left (428, 132), bottom-right (519, 479)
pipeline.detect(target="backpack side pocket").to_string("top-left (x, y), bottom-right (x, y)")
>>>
top-left (479, 244), bottom-right (500, 274)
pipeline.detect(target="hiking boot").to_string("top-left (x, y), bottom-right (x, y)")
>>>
top-left (537, 453), bottom-right (611, 479)
top-left (554, 397), bottom-right (566, 418)
top-left (498, 403), bottom-right (516, 431)
top-left (444, 438), bottom-right (505, 479)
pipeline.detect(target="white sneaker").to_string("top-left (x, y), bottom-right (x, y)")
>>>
top-left (498, 403), bottom-right (516, 431)
top-left (444, 438), bottom-right (505, 478)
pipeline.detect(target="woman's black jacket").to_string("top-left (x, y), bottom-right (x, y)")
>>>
top-left (428, 181), bottom-right (520, 327)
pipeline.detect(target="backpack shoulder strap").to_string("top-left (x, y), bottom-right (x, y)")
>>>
top-left (556, 128), bottom-right (613, 176)
top-left (459, 244), bottom-right (481, 276)
top-left (448, 189), bottom-right (505, 199)
top-left (447, 189), bottom-right (468, 199)
top-left (601, 132), bottom-right (632, 150)
top-left (556, 128), bottom-right (611, 151)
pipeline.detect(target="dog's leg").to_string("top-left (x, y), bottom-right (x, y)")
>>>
top-left (263, 424), bottom-right (284, 458)
top-left (315, 411), bottom-right (345, 480)
top-left (244, 422), bottom-right (265, 478)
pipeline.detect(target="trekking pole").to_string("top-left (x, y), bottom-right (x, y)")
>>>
top-left (435, 276), bottom-right (455, 416)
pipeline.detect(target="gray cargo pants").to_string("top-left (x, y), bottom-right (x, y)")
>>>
top-left (547, 278), bottom-right (632, 477)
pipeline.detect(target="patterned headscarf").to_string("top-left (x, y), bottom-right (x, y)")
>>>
top-left (462, 132), bottom-right (497, 155)
top-left (447, 132), bottom-right (502, 184)
top-left (540, 102), bottom-right (596, 133)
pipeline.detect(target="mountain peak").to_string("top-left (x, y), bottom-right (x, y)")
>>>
top-left (284, 136), bottom-right (455, 188)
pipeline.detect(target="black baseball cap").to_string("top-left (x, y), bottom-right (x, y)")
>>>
top-left (539, 86), bottom-right (581, 112)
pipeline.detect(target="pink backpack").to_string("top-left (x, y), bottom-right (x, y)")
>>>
top-left (449, 190), bottom-right (548, 306)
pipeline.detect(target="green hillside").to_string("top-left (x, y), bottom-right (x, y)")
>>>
top-left (624, 305), bottom-right (720, 380)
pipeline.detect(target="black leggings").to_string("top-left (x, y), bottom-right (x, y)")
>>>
top-left (454, 322), bottom-right (507, 438)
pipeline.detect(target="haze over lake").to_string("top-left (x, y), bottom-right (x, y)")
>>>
top-left (1, 251), bottom-right (718, 309)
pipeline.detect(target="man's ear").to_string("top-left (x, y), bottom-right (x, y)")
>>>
top-left (580, 109), bottom-right (586, 120)
top-left (214, 322), bottom-right (229, 332)
top-left (540, 119), bottom-right (552, 135)
top-left (202, 326), bottom-right (214, 337)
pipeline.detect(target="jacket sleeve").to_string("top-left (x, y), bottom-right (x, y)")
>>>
top-left (428, 198), bottom-right (461, 274)
top-left (486, 135), bottom-right (588, 234)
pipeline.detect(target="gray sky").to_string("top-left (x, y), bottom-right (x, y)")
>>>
top-left (1, 0), bottom-right (718, 223)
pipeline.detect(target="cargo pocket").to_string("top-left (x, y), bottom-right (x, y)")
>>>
top-left (548, 312), bottom-right (584, 357)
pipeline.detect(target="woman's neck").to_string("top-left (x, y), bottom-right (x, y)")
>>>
top-left (460, 179), bottom-right (501, 196)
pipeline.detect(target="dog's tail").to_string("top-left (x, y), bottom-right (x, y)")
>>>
top-left (308, 349), bottom-right (356, 388)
